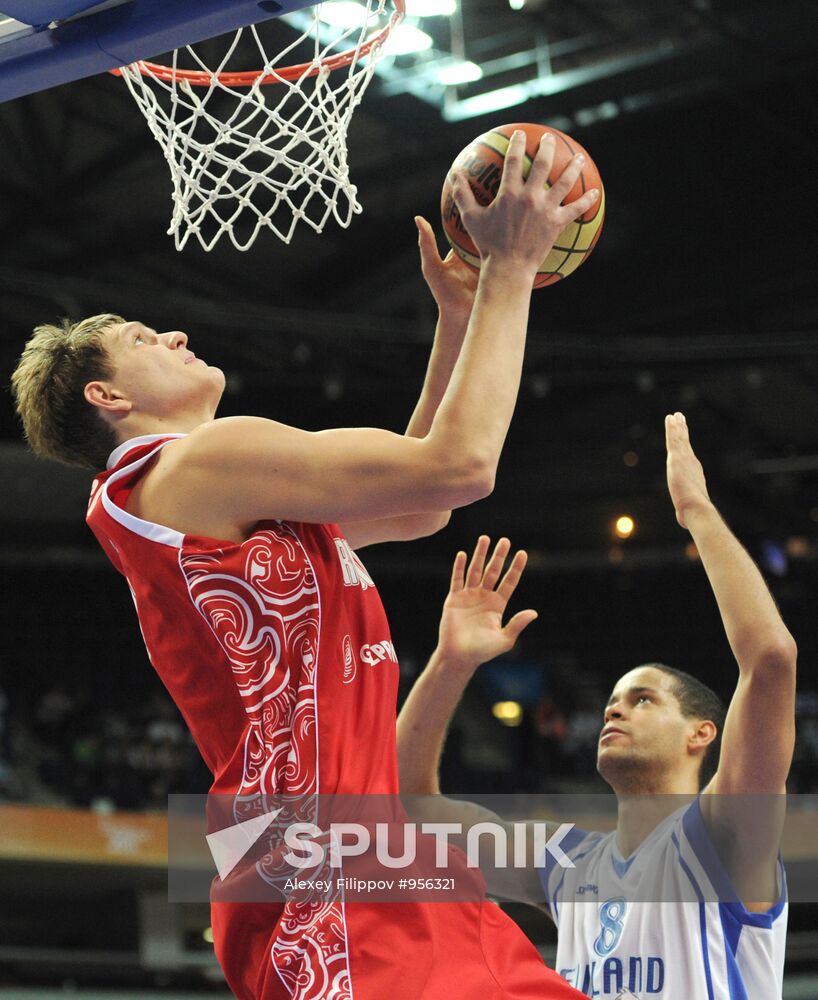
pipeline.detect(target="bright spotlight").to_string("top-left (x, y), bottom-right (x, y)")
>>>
top-left (317, 2), bottom-right (369, 28)
top-left (614, 516), bottom-right (635, 539)
top-left (384, 23), bottom-right (434, 56)
top-left (437, 60), bottom-right (483, 86)
top-left (492, 701), bottom-right (523, 727)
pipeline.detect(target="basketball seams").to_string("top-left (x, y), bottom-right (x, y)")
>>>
top-left (493, 124), bottom-right (602, 229)
top-left (552, 129), bottom-right (604, 227)
top-left (482, 130), bottom-right (534, 176)
top-left (541, 146), bottom-right (591, 283)
top-left (545, 186), bottom-right (606, 282)
top-left (442, 121), bottom-right (604, 288)
top-left (461, 125), bottom-right (603, 226)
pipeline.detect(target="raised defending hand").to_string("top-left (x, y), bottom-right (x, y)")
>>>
top-left (416, 215), bottom-right (479, 325)
top-left (437, 536), bottom-right (538, 672)
top-left (665, 412), bottom-right (713, 529)
top-left (450, 130), bottom-right (600, 279)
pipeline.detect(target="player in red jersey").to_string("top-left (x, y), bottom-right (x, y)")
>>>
top-left (11, 132), bottom-right (595, 1000)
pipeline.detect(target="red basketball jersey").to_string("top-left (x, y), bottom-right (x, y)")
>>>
top-left (87, 433), bottom-right (582, 1000)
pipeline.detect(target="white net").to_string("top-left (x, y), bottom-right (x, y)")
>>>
top-left (117, 1), bottom-right (400, 251)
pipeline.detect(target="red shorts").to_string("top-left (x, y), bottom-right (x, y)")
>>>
top-left (212, 899), bottom-right (582, 999)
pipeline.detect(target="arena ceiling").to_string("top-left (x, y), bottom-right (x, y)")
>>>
top-left (0, 0), bottom-right (817, 578)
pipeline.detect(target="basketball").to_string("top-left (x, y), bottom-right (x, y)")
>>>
top-left (440, 122), bottom-right (605, 288)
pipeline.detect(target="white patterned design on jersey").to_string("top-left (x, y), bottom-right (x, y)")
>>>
top-left (341, 635), bottom-right (357, 685)
top-left (180, 523), bottom-right (351, 1000)
top-left (180, 525), bottom-right (320, 796)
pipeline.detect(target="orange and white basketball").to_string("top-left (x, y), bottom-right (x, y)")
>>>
top-left (440, 122), bottom-right (605, 288)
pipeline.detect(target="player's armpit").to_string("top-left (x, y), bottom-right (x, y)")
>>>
top-left (168, 415), bottom-right (492, 528)
top-left (698, 791), bottom-right (785, 912)
top-left (340, 511), bottom-right (451, 549)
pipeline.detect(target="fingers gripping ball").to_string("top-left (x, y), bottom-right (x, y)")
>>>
top-left (440, 122), bottom-right (605, 288)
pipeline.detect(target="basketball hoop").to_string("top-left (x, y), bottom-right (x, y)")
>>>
top-left (114, 0), bottom-right (405, 251)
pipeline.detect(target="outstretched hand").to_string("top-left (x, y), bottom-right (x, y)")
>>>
top-left (437, 536), bottom-right (538, 672)
top-left (416, 215), bottom-right (479, 324)
top-left (450, 130), bottom-right (600, 277)
top-left (665, 412), bottom-right (713, 529)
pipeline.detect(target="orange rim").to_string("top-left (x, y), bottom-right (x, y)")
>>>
top-left (111, 0), bottom-right (405, 86)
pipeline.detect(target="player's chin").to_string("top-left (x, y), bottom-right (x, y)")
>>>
top-left (596, 742), bottom-right (634, 772)
top-left (207, 365), bottom-right (227, 387)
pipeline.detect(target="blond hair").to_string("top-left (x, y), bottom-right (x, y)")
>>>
top-left (10, 314), bottom-right (124, 470)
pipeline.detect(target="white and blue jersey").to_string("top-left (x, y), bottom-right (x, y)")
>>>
top-left (538, 799), bottom-right (787, 999)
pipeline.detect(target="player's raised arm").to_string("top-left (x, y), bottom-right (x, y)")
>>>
top-left (155, 132), bottom-right (599, 532)
top-left (339, 218), bottom-right (478, 548)
top-left (664, 412), bottom-right (797, 906)
top-left (398, 535), bottom-right (537, 792)
top-left (397, 536), bottom-right (549, 904)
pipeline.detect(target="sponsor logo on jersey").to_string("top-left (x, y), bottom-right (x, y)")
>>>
top-left (576, 883), bottom-right (599, 895)
top-left (334, 538), bottom-right (376, 591)
top-left (360, 640), bottom-right (398, 667)
top-left (342, 634), bottom-right (357, 684)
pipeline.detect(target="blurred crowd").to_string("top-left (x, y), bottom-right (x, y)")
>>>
top-left (0, 681), bottom-right (210, 810)
top-left (0, 665), bottom-right (816, 811)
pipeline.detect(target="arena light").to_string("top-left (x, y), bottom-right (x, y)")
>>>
top-left (406, 0), bottom-right (457, 15)
top-left (317, 2), bottom-right (369, 28)
top-left (444, 47), bottom-right (688, 122)
top-left (787, 537), bottom-right (809, 558)
top-left (614, 515), bottom-right (635, 540)
top-left (436, 60), bottom-right (483, 86)
top-left (492, 701), bottom-right (523, 727)
top-left (384, 23), bottom-right (434, 56)
top-left (444, 82), bottom-right (529, 119)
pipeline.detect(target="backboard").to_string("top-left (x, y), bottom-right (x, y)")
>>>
top-left (0, 0), bottom-right (318, 102)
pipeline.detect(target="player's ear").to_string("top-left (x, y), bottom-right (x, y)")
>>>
top-left (84, 380), bottom-right (132, 415)
top-left (689, 719), bottom-right (717, 752)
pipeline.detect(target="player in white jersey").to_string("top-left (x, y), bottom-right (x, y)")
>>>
top-left (397, 413), bottom-right (796, 1000)
top-left (540, 804), bottom-right (787, 997)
